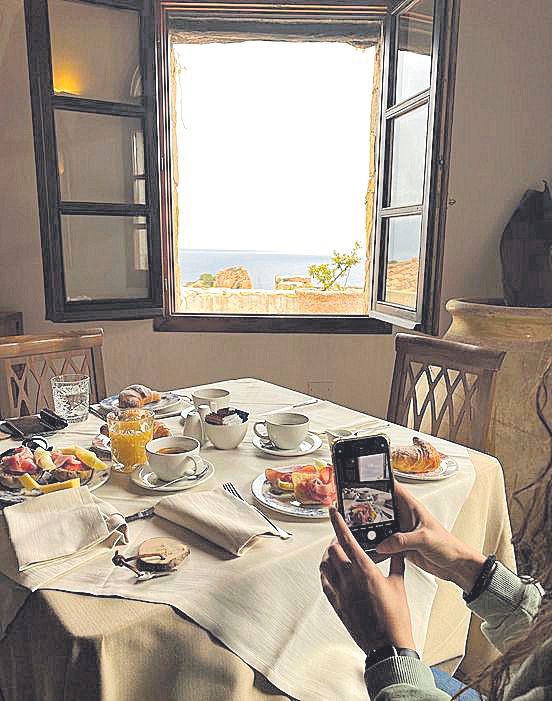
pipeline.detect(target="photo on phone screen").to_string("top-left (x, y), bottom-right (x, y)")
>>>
top-left (332, 435), bottom-right (398, 550)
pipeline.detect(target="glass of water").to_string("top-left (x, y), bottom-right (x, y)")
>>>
top-left (51, 374), bottom-right (90, 423)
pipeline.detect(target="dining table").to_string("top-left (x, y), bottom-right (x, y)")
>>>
top-left (0, 378), bottom-right (515, 701)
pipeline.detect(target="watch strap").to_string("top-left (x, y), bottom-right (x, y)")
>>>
top-left (463, 554), bottom-right (497, 603)
top-left (365, 645), bottom-right (420, 672)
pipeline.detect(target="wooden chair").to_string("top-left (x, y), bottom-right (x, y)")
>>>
top-left (0, 329), bottom-right (106, 418)
top-left (387, 333), bottom-right (505, 452)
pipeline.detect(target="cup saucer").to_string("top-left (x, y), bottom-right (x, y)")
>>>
top-left (252, 432), bottom-right (323, 457)
top-left (131, 460), bottom-right (215, 491)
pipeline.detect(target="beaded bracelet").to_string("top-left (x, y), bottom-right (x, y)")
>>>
top-left (463, 554), bottom-right (497, 603)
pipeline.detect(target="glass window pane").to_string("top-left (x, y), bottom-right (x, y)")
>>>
top-left (395, 0), bottom-right (434, 104)
top-left (388, 105), bottom-right (428, 207)
top-left (61, 215), bottom-right (149, 301)
top-left (49, 0), bottom-right (141, 103)
top-left (56, 111), bottom-right (145, 204)
top-left (383, 215), bottom-right (421, 309)
top-left (171, 38), bottom-right (374, 316)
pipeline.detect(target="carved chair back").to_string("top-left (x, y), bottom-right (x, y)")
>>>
top-left (0, 329), bottom-right (106, 418)
top-left (387, 333), bottom-right (505, 452)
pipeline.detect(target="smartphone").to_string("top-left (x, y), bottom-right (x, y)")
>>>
top-left (331, 434), bottom-right (399, 552)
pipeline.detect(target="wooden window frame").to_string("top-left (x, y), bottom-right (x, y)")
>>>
top-left (24, 0), bottom-right (163, 322)
top-left (154, 0), bottom-right (393, 334)
top-left (24, 0), bottom-right (457, 333)
top-left (369, 0), bottom-right (459, 334)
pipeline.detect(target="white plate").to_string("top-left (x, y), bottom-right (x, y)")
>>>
top-left (130, 460), bottom-right (214, 492)
top-left (100, 392), bottom-right (183, 414)
top-left (252, 432), bottom-right (323, 457)
top-left (393, 456), bottom-right (459, 482)
top-left (251, 473), bottom-right (329, 519)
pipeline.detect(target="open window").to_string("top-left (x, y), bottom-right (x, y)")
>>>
top-left (24, 0), bottom-right (162, 321)
top-left (25, 0), bottom-right (457, 332)
top-left (370, 0), bottom-right (458, 333)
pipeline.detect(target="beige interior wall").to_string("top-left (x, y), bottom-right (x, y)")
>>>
top-left (439, 0), bottom-right (552, 331)
top-left (1, 0), bottom-right (552, 415)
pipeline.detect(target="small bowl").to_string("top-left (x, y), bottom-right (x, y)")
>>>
top-left (205, 420), bottom-right (248, 450)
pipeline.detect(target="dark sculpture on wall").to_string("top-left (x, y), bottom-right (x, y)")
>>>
top-left (500, 181), bottom-right (552, 307)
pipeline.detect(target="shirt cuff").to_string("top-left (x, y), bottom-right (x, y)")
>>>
top-left (468, 561), bottom-right (525, 619)
top-left (365, 655), bottom-right (438, 699)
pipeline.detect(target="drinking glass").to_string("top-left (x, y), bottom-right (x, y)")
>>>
top-left (51, 373), bottom-right (90, 423)
top-left (107, 408), bottom-right (154, 473)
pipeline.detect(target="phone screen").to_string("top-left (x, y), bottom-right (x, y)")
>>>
top-left (332, 435), bottom-right (399, 550)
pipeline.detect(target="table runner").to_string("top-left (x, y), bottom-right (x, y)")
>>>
top-left (0, 379), bottom-right (477, 701)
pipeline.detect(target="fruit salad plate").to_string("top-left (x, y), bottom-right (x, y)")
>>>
top-left (250, 462), bottom-right (336, 519)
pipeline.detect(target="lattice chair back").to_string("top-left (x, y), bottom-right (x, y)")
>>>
top-left (0, 329), bottom-right (106, 418)
top-left (387, 334), bottom-right (505, 453)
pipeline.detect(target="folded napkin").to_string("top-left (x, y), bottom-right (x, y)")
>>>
top-left (154, 486), bottom-right (280, 556)
top-left (4, 487), bottom-right (128, 572)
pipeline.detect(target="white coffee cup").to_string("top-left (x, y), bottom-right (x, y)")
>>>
top-left (190, 388), bottom-right (230, 412)
top-left (253, 412), bottom-right (309, 450)
top-left (146, 436), bottom-right (203, 482)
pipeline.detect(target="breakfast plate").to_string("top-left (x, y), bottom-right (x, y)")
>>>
top-left (1, 468), bottom-right (111, 500)
top-left (252, 432), bottom-right (323, 457)
top-left (251, 472), bottom-right (329, 519)
top-left (392, 456), bottom-right (459, 482)
top-left (131, 459), bottom-right (214, 492)
top-left (100, 392), bottom-right (184, 414)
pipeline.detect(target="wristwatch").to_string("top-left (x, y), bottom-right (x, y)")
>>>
top-left (365, 645), bottom-right (420, 672)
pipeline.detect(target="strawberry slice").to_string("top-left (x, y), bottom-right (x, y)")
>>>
top-left (318, 466), bottom-right (333, 484)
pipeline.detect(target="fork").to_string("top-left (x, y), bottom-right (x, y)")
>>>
top-left (222, 482), bottom-right (292, 539)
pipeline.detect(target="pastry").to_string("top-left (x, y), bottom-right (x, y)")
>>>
top-left (153, 420), bottom-right (171, 439)
top-left (391, 437), bottom-right (442, 473)
top-left (118, 384), bottom-right (162, 408)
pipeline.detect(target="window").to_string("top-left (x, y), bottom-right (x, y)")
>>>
top-left (25, 0), bottom-right (162, 321)
top-left (371, 0), bottom-right (458, 332)
top-left (25, 0), bottom-right (458, 333)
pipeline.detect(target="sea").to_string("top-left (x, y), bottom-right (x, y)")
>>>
top-left (178, 248), bottom-right (365, 289)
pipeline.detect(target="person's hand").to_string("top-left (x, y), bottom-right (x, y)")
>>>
top-left (320, 507), bottom-right (415, 654)
top-left (376, 481), bottom-right (486, 593)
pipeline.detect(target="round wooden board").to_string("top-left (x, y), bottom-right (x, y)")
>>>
top-left (137, 537), bottom-right (190, 571)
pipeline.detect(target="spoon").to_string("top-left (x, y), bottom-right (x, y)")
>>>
top-left (145, 463), bottom-right (209, 490)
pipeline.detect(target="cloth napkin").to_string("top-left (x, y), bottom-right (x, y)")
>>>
top-left (154, 486), bottom-right (281, 556)
top-left (4, 487), bottom-right (128, 572)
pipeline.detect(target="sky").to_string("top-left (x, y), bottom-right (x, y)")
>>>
top-left (173, 40), bottom-right (375, 256)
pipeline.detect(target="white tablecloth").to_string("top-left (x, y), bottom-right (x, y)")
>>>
top-left (0, 378), bottom-right (476, 701)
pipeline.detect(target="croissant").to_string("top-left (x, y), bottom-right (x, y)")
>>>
top-left (119, 384), bottom-right (161, 408)
top-left (391, 437), bottom-right (442, 473)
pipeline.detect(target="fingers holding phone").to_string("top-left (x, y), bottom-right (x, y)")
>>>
top-left (376, 480), bottom-right (487, 593)
top-left (320, 507), bottom-right (415, 654)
